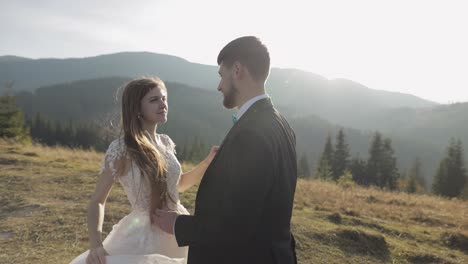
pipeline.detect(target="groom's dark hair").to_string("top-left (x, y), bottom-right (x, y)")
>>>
top-left (217, 36), bottom-right (270, 82)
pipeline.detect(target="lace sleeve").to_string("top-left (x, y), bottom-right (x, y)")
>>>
top-left (159, 134), bottom-right (177, 154)
top-left (99, 138), bottom-right (127, 179)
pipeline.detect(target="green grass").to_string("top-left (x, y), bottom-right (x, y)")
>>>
top-left (1, 139), bottom-right (467, 263)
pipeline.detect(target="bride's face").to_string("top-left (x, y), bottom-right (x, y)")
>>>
top-left (139, 87), bottom-right (168, 125)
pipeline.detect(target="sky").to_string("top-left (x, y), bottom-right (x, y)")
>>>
top-left (1, 0), bottom-right (467, 104)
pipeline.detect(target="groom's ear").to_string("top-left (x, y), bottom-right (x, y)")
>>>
top-left (232, 61), bottom-right (244, 80)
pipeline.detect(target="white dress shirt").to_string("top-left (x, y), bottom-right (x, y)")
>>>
top-left (236, 94), bottom-right (269, 120)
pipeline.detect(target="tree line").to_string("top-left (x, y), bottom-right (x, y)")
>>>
top-left (2, 91), bottom-right (466, 198)
top-left (0, 90), bottom-right (210, 163)
top-left (297, 128), bottom-right (467, 198)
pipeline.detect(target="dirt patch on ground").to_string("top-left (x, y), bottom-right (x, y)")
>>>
top-left (0, 201), bottom-right (42, 219)
top-left (441, 232), bottom-right (468, 254)
top-left (23, 152), bottom-right (39, 157)
top-left (406, 253), bottom-right (454, 264)
top-left (332, 228), bottom-right (390, 261)
top-left (0, 157), bottom-right (19, 165)
top-left (327, 212), bottom-right (342, 224)
top-left (410, 213), bottom-right (449, 227)
top-left (0, 231), bottom-right (14, 241)
top-left (350, 218), bottom-right (415, 239)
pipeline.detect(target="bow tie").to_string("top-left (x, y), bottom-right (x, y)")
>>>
top-left (232, 115), bottom-right (238, 124)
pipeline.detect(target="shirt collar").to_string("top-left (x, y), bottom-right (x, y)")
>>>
top-left (236, 94), bottom-right (269, 120)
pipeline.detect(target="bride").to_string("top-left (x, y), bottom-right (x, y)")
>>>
top-left (70, 77), bottom-right (218, 264)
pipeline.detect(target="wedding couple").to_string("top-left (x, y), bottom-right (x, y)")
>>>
top-left (70, 36), bottom-right (298, 264)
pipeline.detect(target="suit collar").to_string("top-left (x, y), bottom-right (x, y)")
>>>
top-left (237, 97), bottom-right (273, 122)
top-left (236, 94), bottom-right (269, 120)
top-left (219, 97), bottom-right (273, 148)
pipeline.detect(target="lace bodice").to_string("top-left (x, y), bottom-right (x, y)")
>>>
top-left (100, 134), bottom-right (182, 212)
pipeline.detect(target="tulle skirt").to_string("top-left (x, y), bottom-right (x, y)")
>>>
top-left (70, 204), bottom-right (189, 264)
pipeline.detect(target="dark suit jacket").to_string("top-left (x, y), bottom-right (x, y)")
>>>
top-left (175, 98), bottom-right (298, 264)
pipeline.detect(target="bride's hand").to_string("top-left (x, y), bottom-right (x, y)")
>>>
top-left (86, 246), bottom-right (109, 264)
top-left (205, 145), bottom-right (220, 164)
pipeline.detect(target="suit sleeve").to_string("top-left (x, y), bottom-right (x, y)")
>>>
top-left (175, 130), bottom-right (274, 246)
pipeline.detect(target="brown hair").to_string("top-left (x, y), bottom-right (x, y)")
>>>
top-left (120, 77), bottom-right (173, 219)
top-left (217, 36), bottom-right (270, 82)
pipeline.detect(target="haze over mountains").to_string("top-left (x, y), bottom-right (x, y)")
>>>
top-left (1, 52), bottom-right (467, 184)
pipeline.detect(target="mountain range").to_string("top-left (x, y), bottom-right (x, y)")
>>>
top-left (2, 52), bottom-right (467, 185)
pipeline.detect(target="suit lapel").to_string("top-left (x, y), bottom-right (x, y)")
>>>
top-left (220, 97), bottom-right (273, 146)
top-left (203, 97), bottom-right (273, 175)
top-left (195, 97), bottom-right (274, 213)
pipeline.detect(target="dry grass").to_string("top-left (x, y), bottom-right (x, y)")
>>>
top-left (293, 180), bottom-right (468, 263)
top-left (295, 180), bottom-right (468, 230)
top-left (1, 139), bottom-right (468, 264)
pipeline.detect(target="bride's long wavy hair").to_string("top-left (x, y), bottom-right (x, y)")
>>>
top-left (120, 77), bottom-right (173, 218)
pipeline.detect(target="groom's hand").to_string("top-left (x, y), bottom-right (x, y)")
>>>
top-left (152, 209), bottom-right (179, 235)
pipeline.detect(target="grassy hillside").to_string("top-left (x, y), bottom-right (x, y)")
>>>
top-left (1, 140), bottom-right (467, 263)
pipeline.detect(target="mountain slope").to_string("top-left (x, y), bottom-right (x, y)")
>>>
top-left (0, 55), bottom-right (32, 62)
top-left (0, 52), bottom-right (217, 92)
top-left (3, 52), bottom-right (446, 147)
top-left (14, 77), bottom-right (445, 184)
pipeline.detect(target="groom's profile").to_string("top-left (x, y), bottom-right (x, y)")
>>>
top-left (155, 36), bottom-right (298, 264)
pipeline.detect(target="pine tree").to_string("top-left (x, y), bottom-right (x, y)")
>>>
top-left (406, 173), bottom-right (417, 193)
top-left (337, 169), bottom-right (356, 189)
top-left (460, 183), bottom-right (468, 200)
top-left (298, 153), bottom-right (311, 178)
top-left (63, 120), bottom-right (76, 147)
top-left (316, 134), bottom-right (334, 180)
top-left (176, 143), bottom-right (187, 162)
top-left (451, 139), bottom-right (467, 197)
top-left (316, 157), bottom-right (333, 180)
top-left (54, 120), bottom-right (65, 145)
top-left (432, 159), bottom-right (449, 196)
top-left (30, 112), bottom-right (47, 142)
top-left (367, 132), bottom-right (398, 189)
top-left (382, 138), bottom-right (398, 190)
top-left (44, 119), bottom-right (54, 145)
top-left (407, 157), bottom-right (425, 193)
top-left (350, 155), bottom-right (367, 185)
top-left (432, 138), bottom-right (467, 197)
top-left (186, 136), bottom-right (209, 163)
top-left (74, 122), bottom-right (102, 149)
top-left (367, 132), bottom-right (384, 186)
top-left (333, 129), bottom-right (350, 180)
top-left (0, 82), bottom-right (30, 142)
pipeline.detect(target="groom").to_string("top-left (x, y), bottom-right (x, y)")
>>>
top-left (154, 36), bottom-right (298, 264)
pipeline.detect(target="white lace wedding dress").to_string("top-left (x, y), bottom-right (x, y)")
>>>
top-left (70, 134), bottom-right (189, 264)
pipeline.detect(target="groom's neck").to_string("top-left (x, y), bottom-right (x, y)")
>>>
top-left (236, 87), bottom-right (266, 109)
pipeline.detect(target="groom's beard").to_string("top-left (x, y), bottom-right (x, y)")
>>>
top-left (223, 81), bottom-right (239, 109)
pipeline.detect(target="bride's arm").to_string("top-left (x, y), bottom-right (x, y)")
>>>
top-left (178, 146), bottom-right (219, 192)
top-left (87, 157), bottom-right (129, 262)
top-left (87, 167), bottom-right (116, 249)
